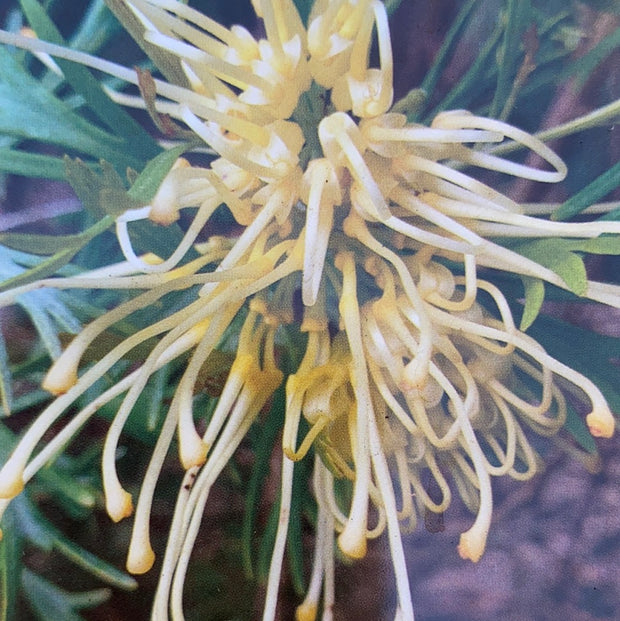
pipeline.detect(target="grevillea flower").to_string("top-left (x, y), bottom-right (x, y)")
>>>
top-left (0, 1), bottom-right (619, 619)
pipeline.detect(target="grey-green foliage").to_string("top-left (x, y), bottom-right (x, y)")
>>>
top-left (0, 246), bottom-right (81, 414)
top-left (0, 424), bottom-right (137, 621)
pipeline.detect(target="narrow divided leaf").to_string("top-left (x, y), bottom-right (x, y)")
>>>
top-left (564, 403), bottom-right (599, 455)
top-left (418, 0), bottom-right (477, 107)
top-left (104, 0), bottom-right (190, 87)
top-left (0, 149), bottom-right (66, 180)
top-left (19, 0), bottom-right (160, 162)
top-left (64, 158), bottom-right (139, 219)
top-left (490, 0), bottom-right (533, 118)
top-left (0, 216), bottom-right (114, 293)
top-left (0, 505), bottom-right (22, 621)
top-left (0, 47), bottom-right (140, 169)
top-left (0, 335), bottom-right (12, 416)
top-left (520, 275), bottom-right (545, 330)
top-left (21, 568), bottom-right (110, 621)
top-left (553, 160), bottom-right (620, 221)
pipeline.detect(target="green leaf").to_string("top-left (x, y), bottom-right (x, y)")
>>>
top-left (10, 494), bottom-right (56, 552)
top-left (257, 498), bottom-right (281, 583)
top-left (581, 0), bottom-right (620, 13)
top-left (88, 374), bottom-right (160, 445)
top-left (53, 533), bottom-right (138, 591)
top-left (599, 208), bottom-right (620, 222)
top-left (515, 239), bottom-right (588, 296)
top-left (67, 0), bottom-right (122, 54)
top-left (520, 276), bottom-right (545, 330)
top-left (568, 24), bottom-right (620, 90)
top-left (564, 235), bottom-right (620, 255)
top-left (0, 231), bottom-right (96, 256)
top-left (128, 219), bottom-right (188, 260)
top-left (33, 467), bottom-right (98, 516)
top-left (242, 385), bottom-right (285, 578)
top-left (391, 88), bottom-right (427, 118)
top-left (21, 568), bottom-right (109, 621)
top-left (19, 0), bottom-right (160, 162)
top-left (65, 157), bottom-right (141, 218)
top-left (143, 365), bottom-right (169, 432)
top-left (11, 489), bottom-right (137, 591)
top-left (385, 0), bottom-right (405, 16)
top-left (564, 403), bottom-right (598, 455)
top-left (550, 251), bottom-right (588, 296)
top-left (0, 246), bottom-right (81, 360)
top-left (0, 505), bottom-right (22, 621)
top-left (490, 0), bottom-right (533, 118)
top-left (0, 149), bottom-right (66, 180)
top-left (0, 335), bottom-right (12, 416)
top-left (287, 455), bottom-right (309, 596)
top-left (63, 145), bottom-right (194, 226)
top-left (512, 234), bottom-right (620, 307)
top-left (0, 48), bottom-right (141, 170)
top-left (552, 160), bottom-right (620, 221)
top-left (293, 0), bottom-right (314, 23)
top-left (18, 302), bottom-right (65, 359)
top-left (127, 142), bottom-right (194, 203)
top-left (0, 216), bottom-right (114, 293)
top-left (527, 315), bottom-right (620, 414)
top-left (418, 0), bottom-right (478, 106)
top-left (10, 387), bottom-right (51, 416)
top-left (424, 20), bottom-right (504, 120)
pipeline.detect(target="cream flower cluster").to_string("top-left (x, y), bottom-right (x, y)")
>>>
top-left (0, 1), bottom-right (619, 620)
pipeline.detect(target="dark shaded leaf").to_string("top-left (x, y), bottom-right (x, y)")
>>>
top-left (564, 403), bottom-right (598, 455)
top-left (0, 505), bottom-right (21, 621)
top-left (0, 335), bottom-right (12, 416)
top-left (490, 0), bottom-right (534, 118)
top-left (21, 568), bottom-right (109, 621)
top-left (418, 0), bottom-right (477, 106)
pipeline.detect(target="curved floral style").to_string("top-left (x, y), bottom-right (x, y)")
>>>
top-left (0, 1), bottom-right (618, 620)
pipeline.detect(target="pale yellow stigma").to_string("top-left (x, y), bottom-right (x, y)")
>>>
top-left (295, 602), bottom-right (318, 621)
top-left (0, 461), bottom-right (25, 499)
top-left (105, 482), bottom-right (134, 523)
top-left (42, 356), bottom-right (79, 396)
top-left (457, 529), bottom-right (486, 563)
top-left (586, 407), bottom-right (615, 438)
top-left (337, 525), bottom-right (367, 560)
top-left (178, 432), bottom-right (209, 470)
top-left (126, 532), bottom-right (156, 575)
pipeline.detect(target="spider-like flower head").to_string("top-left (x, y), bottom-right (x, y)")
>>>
top-left (0, 1), bottom-right (618, 620)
